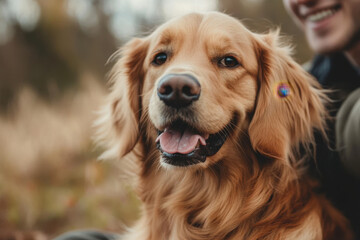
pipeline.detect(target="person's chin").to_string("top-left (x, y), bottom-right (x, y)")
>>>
top-left (307, 30), bottom-right (350, 54)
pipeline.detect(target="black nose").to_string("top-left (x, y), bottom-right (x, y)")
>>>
top-left (157, 74), bottom-right (201, 108)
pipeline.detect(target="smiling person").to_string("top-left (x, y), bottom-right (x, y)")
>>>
top-left (283, 0), bottom-right (360, 237)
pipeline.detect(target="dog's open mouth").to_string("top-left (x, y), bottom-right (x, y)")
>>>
top-left (156, 120), bottom-right (230, 167)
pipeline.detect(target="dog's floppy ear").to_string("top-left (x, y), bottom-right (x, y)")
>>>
top-left (95, 38), bottom-right (149, 160)
top-left (249, 31), bottom-right (326, 162)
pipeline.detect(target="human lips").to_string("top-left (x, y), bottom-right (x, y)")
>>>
top-left (299, 4), bottom-right (341, 23)
top-left (307, 8), bottom-right (339, 22)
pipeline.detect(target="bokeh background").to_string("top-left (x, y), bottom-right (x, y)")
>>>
top-left (0, 0), bottom-right (312, 239)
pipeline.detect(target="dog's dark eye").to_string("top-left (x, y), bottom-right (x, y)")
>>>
top-left (152, 52), bottom-right (168, 66)
top-left (218, 56), bottom-right (239, 68)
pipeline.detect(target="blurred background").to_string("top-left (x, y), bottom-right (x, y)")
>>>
top-left (0, 0), bottom-right (312, 239)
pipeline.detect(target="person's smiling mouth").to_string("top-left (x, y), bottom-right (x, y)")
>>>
top-left (301, 4), bottom-right (341, 23)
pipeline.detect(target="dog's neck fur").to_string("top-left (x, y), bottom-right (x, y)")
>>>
top-left (124, 135), bottom-right (335, 240)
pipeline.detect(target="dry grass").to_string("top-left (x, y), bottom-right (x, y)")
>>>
top-left (0, 73), bottom-right (140, 238)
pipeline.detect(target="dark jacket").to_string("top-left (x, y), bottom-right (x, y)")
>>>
top-left (309, 53), bottom-right (360, 237)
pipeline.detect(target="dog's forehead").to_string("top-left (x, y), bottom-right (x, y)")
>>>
top-left (150, 12), bottom-right (254, 48)
top-left (146, 12), bottom-right (258, 74)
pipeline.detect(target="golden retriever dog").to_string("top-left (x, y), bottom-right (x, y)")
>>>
top-left (95, 12), bottom-right (353, 240)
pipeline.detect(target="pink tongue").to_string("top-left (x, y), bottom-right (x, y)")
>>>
top-left (156, 128), bottom-right (207, 154)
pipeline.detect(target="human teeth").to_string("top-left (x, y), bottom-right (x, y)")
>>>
top-left (307, 9), bottom-right (336, 22)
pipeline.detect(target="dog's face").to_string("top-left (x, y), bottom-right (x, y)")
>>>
top-left (97, 12), bottom-right (325, 170)
top-left (143, 13), bottom-right (259, 167)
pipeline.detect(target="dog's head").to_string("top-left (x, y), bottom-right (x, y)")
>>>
top-left (96, 12), bottom-right (326, 169)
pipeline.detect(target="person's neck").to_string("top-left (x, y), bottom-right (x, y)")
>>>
top-left (345, 41), bottom-right (360, 68)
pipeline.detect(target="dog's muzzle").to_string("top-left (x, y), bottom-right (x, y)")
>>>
top-left (155, 74), bottom-right (234, 167)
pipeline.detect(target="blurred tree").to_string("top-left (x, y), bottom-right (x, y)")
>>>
top-left (0, 0), bottom-right (117, 112)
